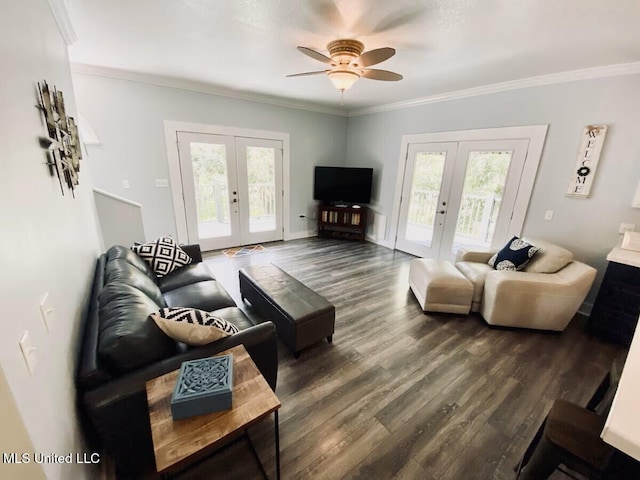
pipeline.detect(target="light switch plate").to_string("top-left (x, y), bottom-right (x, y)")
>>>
top-left (19, 331), bottom-right (36, 375)
top-left (40, 292), bottom-right (55, 331)
top-left (122, 179), bottom-right (130, 189)
top-left (155, 179), bottom-right (169, 188)
top-left (544, 210), bottom-right (554, 220)
top-left (619, 223), bottom-right (636, 234)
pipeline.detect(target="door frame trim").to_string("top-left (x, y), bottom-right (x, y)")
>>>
top-left (390, 125), bottom-right (548, 254)
top-left (164, 120), bottom-right (290, 245)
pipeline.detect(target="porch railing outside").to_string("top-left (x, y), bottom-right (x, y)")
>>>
top-left (195, 182), bottom-right (275, 224)
top-left (408, 189), bottom-right (502, 243)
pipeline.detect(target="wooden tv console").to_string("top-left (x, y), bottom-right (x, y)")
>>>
top-left (317, 205), bottom-right (368, 242)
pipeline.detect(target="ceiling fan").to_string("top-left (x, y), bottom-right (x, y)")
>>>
top-left (287, 39), bottom-right (403, 94)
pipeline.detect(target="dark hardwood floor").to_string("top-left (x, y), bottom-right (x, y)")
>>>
top-left (178, 237), bottom-right (623, 480)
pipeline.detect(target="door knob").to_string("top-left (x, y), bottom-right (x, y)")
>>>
top-left (232, 199), bottom-right (238, 203)
top-left (438, 210), bottom-right (446, 214)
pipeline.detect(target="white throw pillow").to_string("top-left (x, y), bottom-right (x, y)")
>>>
top-left (151, 307), bottom-right (240, 346)
top-left (522, 238), bottom-right (573, 273)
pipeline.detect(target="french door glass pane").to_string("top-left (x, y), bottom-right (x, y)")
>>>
top-left (190, 142), bottom-right (231, 239)
top-left (246, 146), bottom-right (276, 233)
top-left (452, 150), bottom-right (512, 253)
top-left (406, 152), bottom-right (446, 246)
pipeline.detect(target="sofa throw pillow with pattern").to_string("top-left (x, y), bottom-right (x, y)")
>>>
top-left (151, 307), bottom-right (240, 346)
top-left (488, 236), bottom-right (540, 271)
top-left (131, 236), bottom-right (191, 277)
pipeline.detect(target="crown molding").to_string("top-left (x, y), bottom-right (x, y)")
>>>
top-left (348, 61), bottom-right (640, 116)
top-left (70, 61), bottom-right (640, 118)
top-left (70, 63), bottom-right (347, 117)
top-left (47, 0), bottom-right (76, 45)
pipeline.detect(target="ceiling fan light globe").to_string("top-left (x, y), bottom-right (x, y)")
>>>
top-left (328, 70), bottom-right (359, 91)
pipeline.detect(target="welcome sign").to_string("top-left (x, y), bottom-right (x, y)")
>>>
top-left (566, 125), bottom-right (608, 198)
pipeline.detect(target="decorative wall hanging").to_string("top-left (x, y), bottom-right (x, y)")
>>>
top-left (566, 124), bottom-right (608, 198)
top-left (36, 80), bottom-right (82, 196)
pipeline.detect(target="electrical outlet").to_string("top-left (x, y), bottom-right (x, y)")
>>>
top-left (619, 223), bottom-right (636, 234)
top-left (312, 212), bottom-right (317, 219)
top-left (155, 179), bottom-right (169, 188)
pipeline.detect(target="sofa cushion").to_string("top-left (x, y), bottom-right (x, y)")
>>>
top-left (106, 245), bottom-right (155, 278)
top-left (98, 283), bottom-right (177, 373)
top-left (131, 237), bottom-right (192, 278)
top-left (211, 306), bottom-right (256, 331)
top-left (150, 307), bottom-right (240, 346)
top-left (488, 236), bottom-right (539, 271)
top-left (163, 280), bottom-right (236, 311)
top-left (456, 261), bottom-right (494, 305)
top-left (523, 238), bottom-right (574, 274)
top-left (104, 259), bottom-right (166, 307)
top-left (157, 263), bottom-right (216, 293)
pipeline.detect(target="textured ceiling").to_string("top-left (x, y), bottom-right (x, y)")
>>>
top-left (67, 0), bottom-right (640, 111)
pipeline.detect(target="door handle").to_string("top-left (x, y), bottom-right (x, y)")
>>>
top-left (232, 199), bottom-right (238, 203)
top-left (438, 210), bottom-right (446, 214)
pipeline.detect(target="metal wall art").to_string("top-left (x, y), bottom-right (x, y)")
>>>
top-left (566, 124), bottom-right (608, 198)
top-left (36, 80), bottom-right (82, 196)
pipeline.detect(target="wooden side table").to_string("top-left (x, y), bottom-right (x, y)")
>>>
top-left (146, 345), bottom-right (281, 479)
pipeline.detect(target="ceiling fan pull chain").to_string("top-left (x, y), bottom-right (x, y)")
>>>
top-left (340, 89), bottom-right (344, 106)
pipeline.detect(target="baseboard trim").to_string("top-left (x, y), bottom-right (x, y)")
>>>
top-left (365, 234), bottom-right (395, 250)
top-left (285, 230), bottom-right (316, 241)
top-left (578, 301), bottom-right (594, 317)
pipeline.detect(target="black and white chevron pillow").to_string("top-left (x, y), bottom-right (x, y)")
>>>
top-left (150, 307), bottom-right (240, 346)
top-left (131, 236), bottom-right (192, 277)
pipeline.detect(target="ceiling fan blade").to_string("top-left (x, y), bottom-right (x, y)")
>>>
top-left (297, 46), bottom-right (334, 65)
top-left (371, 6), bottom-right (428, 34)
top-left (356, 47), bottom-right (395, 67)
top-left (361, 69), bottom-right (403, 81)
top-left (286, 70), bottom-right (328, 78)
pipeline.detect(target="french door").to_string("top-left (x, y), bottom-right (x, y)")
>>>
top-left (177, 132), bottom-right (283, 251)
top-left (396, 139), bottom-right (529, 260)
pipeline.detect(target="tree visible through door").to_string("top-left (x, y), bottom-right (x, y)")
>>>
top-left (177, 132), bottom-right (283, 251)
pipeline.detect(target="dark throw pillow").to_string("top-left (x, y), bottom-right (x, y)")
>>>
top-left (131, 236), bottom-right (192, 277)
top-left (488, 236), bottom-right (539, 271)
top-left (150, 307), bottom-right (240, 346)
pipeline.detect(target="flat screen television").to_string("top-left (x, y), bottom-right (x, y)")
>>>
top-left (313, 166), bottom-right (373, 205)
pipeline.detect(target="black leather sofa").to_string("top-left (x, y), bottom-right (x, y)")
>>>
top-left (75, 244), bottom-right (277, 477)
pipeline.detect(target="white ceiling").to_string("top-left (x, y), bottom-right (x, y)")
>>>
top-left (67, 0), bottom-right (640, 112)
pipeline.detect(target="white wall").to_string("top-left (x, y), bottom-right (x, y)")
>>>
top-left (0, 2), bottom-right (102, 479)
top-left (346, 74), bottom-right (640, 306)
top-left (94, 189), bottom-right (145, 249)
top-left (0, 369), bottom-right (45, 479)
top-left (72, 73), bottom-right (348, 242)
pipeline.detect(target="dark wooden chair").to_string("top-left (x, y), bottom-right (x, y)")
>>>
top-left (515, 360), bottom-right (621, 480)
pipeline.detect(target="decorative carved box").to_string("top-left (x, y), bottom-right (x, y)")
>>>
top-left (170, 355), bottom-right (233, 420)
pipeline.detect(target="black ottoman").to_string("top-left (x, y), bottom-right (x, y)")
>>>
top-left (239, 264), bottom-right (335, 358)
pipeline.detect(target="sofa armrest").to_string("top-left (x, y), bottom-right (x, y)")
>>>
top-left (81, 321), bottom-right (277, 474)
top-left (84, 322), bottom-right (277, 408)
top-left (455, 248), bottom-right (495, 264)
top-left (180, 243), bottom-right (203, 263)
